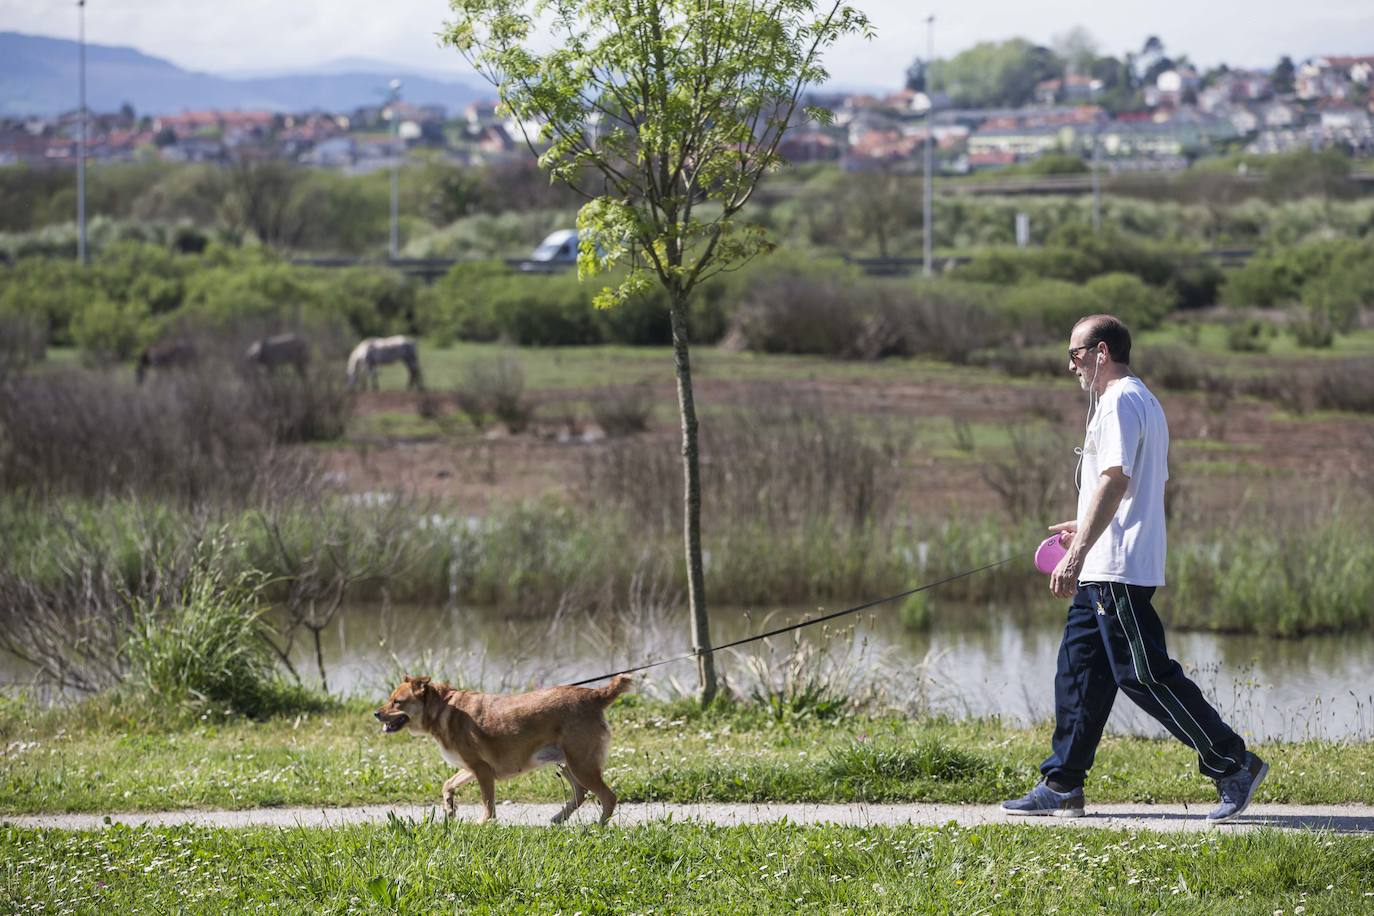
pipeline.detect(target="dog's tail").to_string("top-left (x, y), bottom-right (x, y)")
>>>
top-left (590, 674), bottom-right (634, 706)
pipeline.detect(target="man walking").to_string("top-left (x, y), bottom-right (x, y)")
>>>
top-left (1002, 314), bottom-right (1267, 824)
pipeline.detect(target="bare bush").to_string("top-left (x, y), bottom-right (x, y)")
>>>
top-left (0, 504), bottom-right (214, 692)
top-left (252, 496), bottom-right (419, 692)
top-left (242, 363), bottom-right (351, 444)
top-left (880, 285), bottom-right (1002, 364)
top-left (727, 274), bottom-right (868, 356)
top-left (583, 389), bottom-right (913, 532)
top-left (0, 362), bottom-right (338, 503)
top-left (980, 423), bottom-right (1073, 522)
top-left (1135, 345), bottom-right (1221, 393)
top-left (725, 275), bottom-right (1001, 364)
top-left (1238, 358), bottom-right (1374, 415)
top-left (454, 355), bottom-right (532, 432)
top-left (0, 311), bottom-right (45, 380)
top-left (589, 383), bottom-right (655, 436)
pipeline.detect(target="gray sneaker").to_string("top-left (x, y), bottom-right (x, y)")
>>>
top-left (1001, 780), bottom-right (1085, 818)
top-left (1208, 752), bottom-right (1268, 824)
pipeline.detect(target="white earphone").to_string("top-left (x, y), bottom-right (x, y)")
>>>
top-left (1074, 348), bottom-right (1104, 493)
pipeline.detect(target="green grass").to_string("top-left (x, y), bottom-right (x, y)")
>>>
top-left (3, 699), bottom-right (1372, 815)
top-left (4, 820), bottom-right (1373, 914)
top-left (384, 341), bottom-right (1014, 394)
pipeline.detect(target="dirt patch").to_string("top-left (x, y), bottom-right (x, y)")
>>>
top-left (319, 377), bottom-right (1373, 517)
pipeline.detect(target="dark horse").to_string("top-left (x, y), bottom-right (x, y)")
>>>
top-left (136, 340), bottom-right (198, 385)
top-left (244, 333), bottom-right (309, 376)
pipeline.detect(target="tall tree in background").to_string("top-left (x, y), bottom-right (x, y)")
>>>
top-left (928, 38), bottom-right (1063, 108)
top-left (1052, 26), bottom-right (1099, 77)
top-left (443, 0), bottom-right (871, 703)
top-left (1272, 56), bottom-right (1296, 95)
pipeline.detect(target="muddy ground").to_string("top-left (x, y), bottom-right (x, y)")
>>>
top-left (323, 374), bottom-right (1374, 520)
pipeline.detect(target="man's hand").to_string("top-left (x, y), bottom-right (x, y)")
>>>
top-left (1048, 469), bottom-right (1128, 599)
top-left (1050, 548), bottom-right (1082, 598)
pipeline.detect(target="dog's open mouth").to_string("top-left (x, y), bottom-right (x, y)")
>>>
top-left (379, 714), bottom-right (409, 733)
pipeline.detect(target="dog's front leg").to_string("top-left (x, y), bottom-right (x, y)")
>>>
top-left (472, 764), bottom-right (497, 824)
top-left (441, 768), bottom-right (475, 818)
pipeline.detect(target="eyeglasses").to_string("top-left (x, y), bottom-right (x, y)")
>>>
top-left (1067, 344), bottom-right (1096, 362)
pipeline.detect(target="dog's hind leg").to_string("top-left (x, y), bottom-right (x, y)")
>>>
top-left (441, 768), bottom-right (475, 818)
top-left (564, 758), bottom-right (617, 826)
top-left (551, 765), bottom-right (588, 825)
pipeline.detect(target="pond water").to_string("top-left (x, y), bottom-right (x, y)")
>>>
top-left (290, 598), bottom-right (1374, 744)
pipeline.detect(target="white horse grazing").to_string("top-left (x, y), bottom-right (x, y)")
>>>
top-left (347, 336), bottom-right (423, 391)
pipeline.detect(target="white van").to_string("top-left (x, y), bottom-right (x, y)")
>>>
top-left (529, 229), bottom-right (580, 264)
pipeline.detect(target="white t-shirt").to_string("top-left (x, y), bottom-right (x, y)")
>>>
top-left (1077, 375), bottom-right (1169, 587)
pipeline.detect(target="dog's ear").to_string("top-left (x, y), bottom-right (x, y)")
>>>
top-left (405, 675), bottom-right (432, 695)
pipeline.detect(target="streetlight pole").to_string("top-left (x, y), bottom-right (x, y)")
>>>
top-left (387, 78), bottom-right (401, 261)
top-left (77, 0), bottom-right (88, 266)
top-left (922, 14), bottom-right (934, 278)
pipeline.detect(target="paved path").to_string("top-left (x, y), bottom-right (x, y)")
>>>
top-left (7, 803), bottom-right (1374, 834)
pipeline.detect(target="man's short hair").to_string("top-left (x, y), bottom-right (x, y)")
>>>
top-left (1073, 314), bottom-right (1131, 365)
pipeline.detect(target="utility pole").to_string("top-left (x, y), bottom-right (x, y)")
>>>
top-left (387, 78), bottom-right (402, 260)
top-left (77, 0), bottom-right (88, 266)
top-left (922, 14), bottom-right (935, 278)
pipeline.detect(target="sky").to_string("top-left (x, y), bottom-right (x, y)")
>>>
top-left (4, 0), bottom-right (1373, 89)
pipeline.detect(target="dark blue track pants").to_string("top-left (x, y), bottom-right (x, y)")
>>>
top-left (1040, 582), bottom-right (1248, 789)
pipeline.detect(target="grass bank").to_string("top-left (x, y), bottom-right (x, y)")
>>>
top-left (4, 820), bottom-right (1373, 914)
top-left (3, 699), bottom-right (1372, 815)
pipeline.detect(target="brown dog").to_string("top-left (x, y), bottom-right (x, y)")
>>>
top-left (375, 674), bottom-right (633, 824)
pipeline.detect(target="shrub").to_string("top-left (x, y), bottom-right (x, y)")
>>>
top-left (69, 294), bottom-right (151, 363)
top-left (1083, 272), bottom-right (1174, 329)
top-left (583, 389), bottom-right (913, 533)
top-left (1225, 317), bottom-right (1273, 352)
top-left (454, 355), bottom-right (531, 432)
top-left (887, 281), bottom-right (1002, 362)
top-left (0, 256), bottom-right (95, 345)
top-left (590, 383), bottom-right (655, 436)
top-left (328, 267), bottom-right (418, 338)
top-left (0, 308), bottom-right (45, 377)
top-left (726, 267), bottom-right (867, 355)
top-left (0, 366), bottom-right (322, 501)
top-left (1222, 238), bottom-right (1373, 312)
top-left (1288, 303), bottom-right (1336, 348)
top-left (951, 225), bottom-right (1219, 313)
top-left (1135, 344), bottom-right (1220, 392)
top-left (419, 262), bottom-right (604, 346)
top-left (125, 555), bottom-right (317, 718)
top-left (979, 423), bottom-right (1072, 522)
top-left (996, 278), bottom-right (1097, 341)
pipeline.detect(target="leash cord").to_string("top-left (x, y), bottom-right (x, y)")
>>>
top-left (566, 555), bottom-right (1015, 687)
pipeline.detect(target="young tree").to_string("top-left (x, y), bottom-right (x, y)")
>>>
top-left (442, 0), bottom-right (871, 702)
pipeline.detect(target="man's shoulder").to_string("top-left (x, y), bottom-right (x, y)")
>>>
top-left (1107, 376), bottom-right (1162, 413)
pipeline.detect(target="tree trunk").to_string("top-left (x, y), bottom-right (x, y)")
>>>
top-left (668, 295), bottom-right (717, 704)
